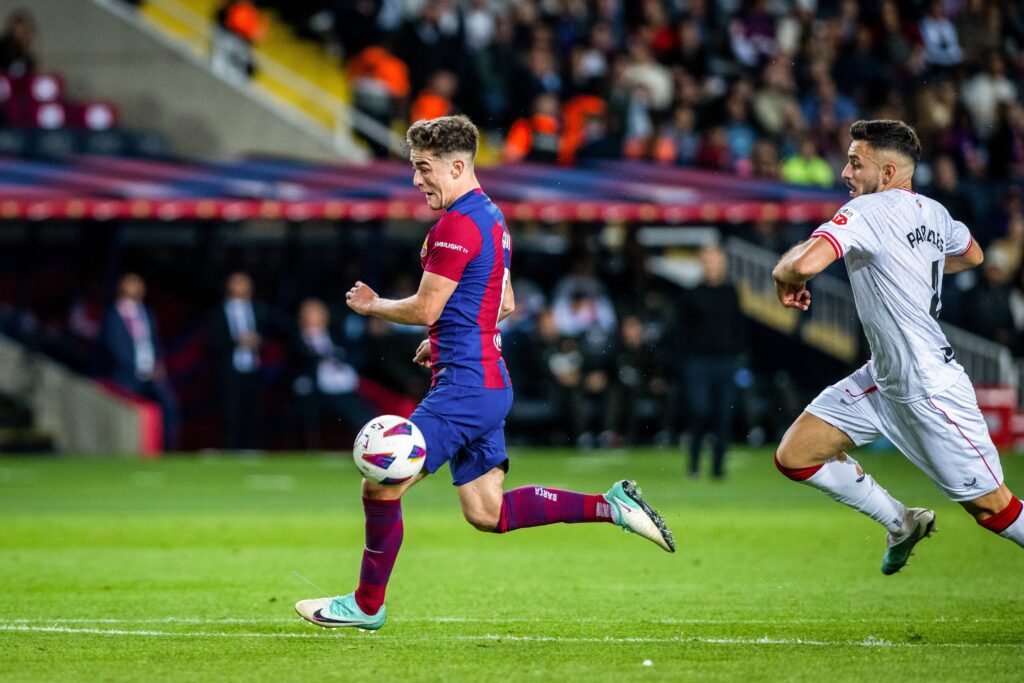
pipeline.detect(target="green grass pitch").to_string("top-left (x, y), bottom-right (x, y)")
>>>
top-left (1, 448), bottom-right (1022, 681)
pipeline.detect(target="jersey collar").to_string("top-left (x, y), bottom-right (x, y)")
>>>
top-left (446, 187), bottom-right (484, 213)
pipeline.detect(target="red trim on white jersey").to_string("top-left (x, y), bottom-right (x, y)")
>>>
top-left (953, 235), bottom-right (974, 257)
top-left (844, 385), bottom-right (877, 399)
top-left (811, 230), bottom-right (843, 259)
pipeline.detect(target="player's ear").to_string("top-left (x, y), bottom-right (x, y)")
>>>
top-left (882, 159), bottom-right (896, 184)
top-left (451, 157), bottom-right (464, 178)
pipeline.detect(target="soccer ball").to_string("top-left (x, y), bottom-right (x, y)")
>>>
top-left (353, 415), bottom-right (427, 485)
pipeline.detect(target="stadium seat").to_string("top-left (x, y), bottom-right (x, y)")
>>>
top-left (9, 73), bottom-right (64, 103)
top-left (67, 102), bottom-right (119, 131)
top-left (7, 101), bottom-right (67, 129)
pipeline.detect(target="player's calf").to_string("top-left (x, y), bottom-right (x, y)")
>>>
top-left (775, 451), bottom-right (908, 534)
top-left (464, 507), bottom-right (500, 532)
top-left (490, 486), bottom-right (612, 533)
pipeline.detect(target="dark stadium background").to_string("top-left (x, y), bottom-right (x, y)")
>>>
top-left (0, 0), bottom-right (1022, 456)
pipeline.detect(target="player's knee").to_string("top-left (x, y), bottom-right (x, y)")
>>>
top-left (774, 444), bottom-right (799, 473)
top-left (361, 479), bottom-right (404, 501)
top-left (463, 508), bottom-right (499, 532)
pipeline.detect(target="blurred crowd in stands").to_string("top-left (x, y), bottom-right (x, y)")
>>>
top-left (255, 1), bottom-right (1024, 186)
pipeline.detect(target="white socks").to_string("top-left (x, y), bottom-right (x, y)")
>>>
top-left (802, 453), bottom-right (908, 534)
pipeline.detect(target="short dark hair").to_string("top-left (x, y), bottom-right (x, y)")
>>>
top-left (405, 115), bottom-right (478, 159)
top-left (849, 119), bottom-right (922, 165)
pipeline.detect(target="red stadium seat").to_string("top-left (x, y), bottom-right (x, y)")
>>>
top-left (8, 72), bottom-right (65, 103)
top-left (67, 102), bottom-right (119, 130)
top-left (7, 100), bottom-right (67, 129)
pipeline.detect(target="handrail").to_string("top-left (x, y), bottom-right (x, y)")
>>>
top-left (133, 0), bottom-right (404, 156)
top-left (724, 236), bottom-right (1017, 387)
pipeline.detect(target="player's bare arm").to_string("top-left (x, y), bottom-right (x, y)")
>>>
top-left (346, 271), bottom-right (459, 326)
top-left (771, 237), bottom-right (837, 310)
top-left (944, 239), bottom-right (984, 274)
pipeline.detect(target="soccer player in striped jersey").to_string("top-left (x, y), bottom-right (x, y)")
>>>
top-left (295, 115), bottom-right (674, 631)
top-left (772, 120), bottom-right (1022, 574)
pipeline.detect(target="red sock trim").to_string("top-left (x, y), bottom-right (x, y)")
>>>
top-left (354, 586), bottom-right (385, 615)
top-left (362, 496), bottom-right (402, 508)
top-left (774, 454), bottom-right (823, 481)
top-left (978, 496), bottom-right (1023, 533)
top-left (495, 497), bottom-right (509, 534)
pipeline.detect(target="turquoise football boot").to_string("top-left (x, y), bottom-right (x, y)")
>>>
top-left (605, 480), bottom-right (676, 552)
top-left (881, 508), bottom-right (936, 575)
top-left (295, 593), bottom-right (386, 631)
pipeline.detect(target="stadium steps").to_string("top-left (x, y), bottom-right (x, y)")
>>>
top-left (138, 0), bottom-right (365, 155)
top-left (0, 393), bottom-right (53, 453)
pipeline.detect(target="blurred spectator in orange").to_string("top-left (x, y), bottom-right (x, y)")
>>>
top-left (558, 93), bottom-right (607, 165)
top-left (505, 92), bottom-right (561, 163)
top-left (220, 0), bottom-right (267, 43)
top-left (213, 0), bottom-right (267, 81)
top-left (0, 8), bottom-right (37, 76)
top-left (346, 45), bottom-right (410, 156)
top-left (410, 70), bottom-right (457, 123)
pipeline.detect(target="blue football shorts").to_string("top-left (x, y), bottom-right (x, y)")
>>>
top-left (409, 381), bottom-right (513, 486)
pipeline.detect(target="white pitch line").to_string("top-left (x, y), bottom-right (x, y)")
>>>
top-left (0, 625), bottom-right (1019, 649)
top-left (0, 616), bottom-right (1010, 626)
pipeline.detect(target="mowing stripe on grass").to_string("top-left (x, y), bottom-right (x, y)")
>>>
top-left (1, 624), bottom-right (1017, 649)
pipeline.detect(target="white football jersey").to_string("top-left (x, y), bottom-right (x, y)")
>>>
top-left (810, 188), bottom-right (974, 402)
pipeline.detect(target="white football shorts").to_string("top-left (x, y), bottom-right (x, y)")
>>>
top-left (805, 362), bottom-right (1004, 502)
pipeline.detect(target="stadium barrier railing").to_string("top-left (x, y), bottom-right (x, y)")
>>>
top-left (98, 0), bottom-right (403, 157)
top-left (724, 236), bottom-right (1017, 387)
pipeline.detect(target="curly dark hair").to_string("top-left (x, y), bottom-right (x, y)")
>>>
top-left (405, 115), bottom-right (479, 159)
top-left (849, 120), bottom-right (922, 165)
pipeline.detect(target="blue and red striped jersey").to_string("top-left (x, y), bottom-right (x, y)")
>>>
top-left (420, 188), bottom-right (511, 389)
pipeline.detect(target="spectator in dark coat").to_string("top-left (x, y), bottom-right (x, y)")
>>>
top-left (209, 272), bottom-right (267, 450)
top-left (0, 9), bottom-right (37, 76)
top-left (291, 298), bottom-right (374, 449)
top-left (677, 245), bottom-right (748, 479)
top-left (98, 273), bottom-right (179, 451)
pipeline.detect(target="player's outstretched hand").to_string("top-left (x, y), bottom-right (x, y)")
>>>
top-left (775, 279), bottom-right (811, 311)
top-left (346, 281), bottom-right (378, 315)
top-left (412, 338), bottom-right (431, 367)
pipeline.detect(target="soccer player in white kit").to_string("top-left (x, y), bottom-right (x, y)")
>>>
top-left (772, 120), bottom-right (1023, 574)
